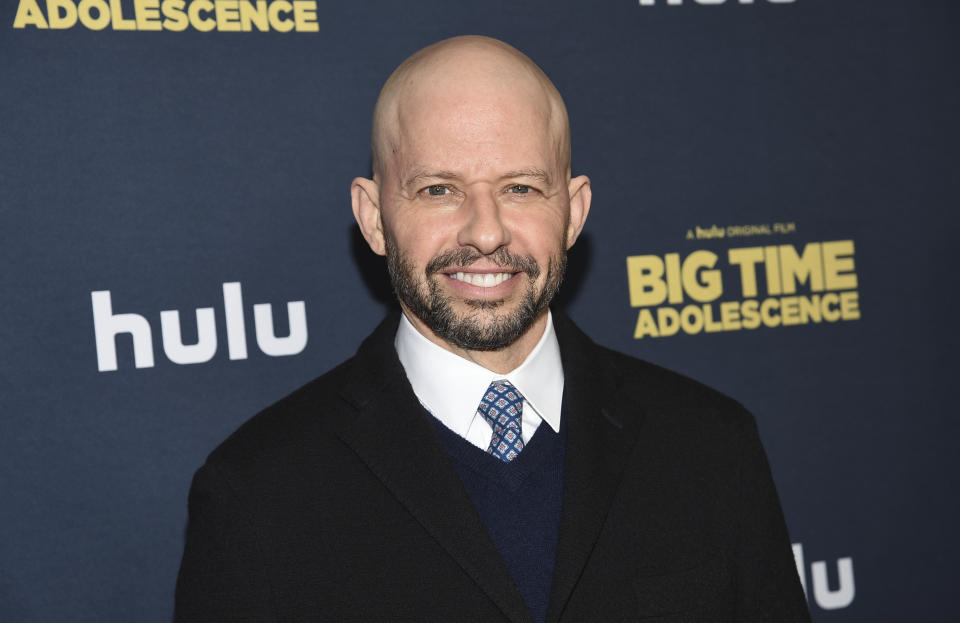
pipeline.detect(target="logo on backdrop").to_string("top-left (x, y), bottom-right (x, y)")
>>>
top-left (90, 282), bottom-right (308, 371)
top-left (638, 0), bottom-right (795, 6)
top-left (793, 542), bottom-right (855, 611)
top-left (625, 231), bottom-right (860, 339)
top-left (13, 0), bottom-right (320, 32)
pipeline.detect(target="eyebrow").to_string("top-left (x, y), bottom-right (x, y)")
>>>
top-left (503, 168), bottom-right (552, 185)
top-left (402, 167), bottom-right (552, 189)
top-left (403, 169), bottom-right (462, 189)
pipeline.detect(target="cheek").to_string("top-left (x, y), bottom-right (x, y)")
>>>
top-left (390, 215), bottom-right (457, 264)
top-left (509, 210), bottom-right (568, 257)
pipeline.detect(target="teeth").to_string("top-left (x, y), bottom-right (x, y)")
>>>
top-left (451, 272), bottom-right (513, 287)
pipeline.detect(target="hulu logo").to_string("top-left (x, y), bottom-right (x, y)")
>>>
top-left (91, 282), bottom-right (307, 371)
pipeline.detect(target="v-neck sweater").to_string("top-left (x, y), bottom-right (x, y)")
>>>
top-left (431, 411), bottom-right (567, 623)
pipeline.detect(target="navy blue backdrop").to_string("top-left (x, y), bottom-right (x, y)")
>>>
top-left (2, 0), bottom-right (957, 620)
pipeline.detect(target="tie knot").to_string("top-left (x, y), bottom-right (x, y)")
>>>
top-left (478, 380), bottom-right (524, 421)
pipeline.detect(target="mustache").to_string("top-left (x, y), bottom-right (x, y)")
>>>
top-left (425, 247), bottom-right (541, 279)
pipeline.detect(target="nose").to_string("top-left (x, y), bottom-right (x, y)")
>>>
top-left (457, 189), bottom-right (511, 255)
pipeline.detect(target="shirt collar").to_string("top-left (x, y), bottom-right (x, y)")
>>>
top-left (394, 310), bottom-right (564, 438)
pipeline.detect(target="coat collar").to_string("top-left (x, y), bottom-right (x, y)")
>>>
top-left (336, 313), bottom-right (533, 623)
top-left (545, 311), bottom-right (644, 623)
top-left (335, 311), bottom-right (645, 623)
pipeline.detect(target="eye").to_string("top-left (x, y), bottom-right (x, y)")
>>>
top-left (509, 184), bottom-right (531, 194)
top-left (425, 185), bottom-right (449, 196)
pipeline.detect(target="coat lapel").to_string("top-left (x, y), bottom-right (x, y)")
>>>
top-left (546, 313), bottom-right (645, 623)
top-left (336, 315), bottom-right (533, 623)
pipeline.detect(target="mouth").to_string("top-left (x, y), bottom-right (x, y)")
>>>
top-left (446, 271), bottom-right (518, 288)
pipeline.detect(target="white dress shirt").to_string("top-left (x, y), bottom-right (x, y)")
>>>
top-left (394, 311), bottom-right (564, 451)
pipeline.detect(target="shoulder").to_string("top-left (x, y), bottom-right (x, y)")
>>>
top-left (201, 314), bottom-right (402, 478)
top-left (199, 354), bottom-right (363, 488)
top-left (610, 345), bottom-right (747, 413)
top-left (555, 310), bottom-right (752, 428)
top-left (586, 339), bottom-right (758, 445)
top-left (590, 345), bottom-right (767, 497)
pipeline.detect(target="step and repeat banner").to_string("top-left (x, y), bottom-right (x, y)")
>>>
top-left (2, 1), bottom-right (956, 621)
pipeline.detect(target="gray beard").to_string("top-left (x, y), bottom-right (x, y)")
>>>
top-left (385, 240), bottom-right (566, 351)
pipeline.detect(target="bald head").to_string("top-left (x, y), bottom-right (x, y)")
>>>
top-left (370, 35), bottom-right (571, 182)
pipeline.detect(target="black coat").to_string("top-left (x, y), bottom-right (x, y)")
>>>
top-left (174, 312), bottom-right (810, 622)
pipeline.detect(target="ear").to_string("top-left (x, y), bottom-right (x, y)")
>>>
top-left (351, 177), bottom-right (386, 256)
top-left (565, 174), bottom-right (592, 249)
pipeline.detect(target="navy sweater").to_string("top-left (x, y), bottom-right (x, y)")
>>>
top-left (431, 414), bottom-right (566, 623)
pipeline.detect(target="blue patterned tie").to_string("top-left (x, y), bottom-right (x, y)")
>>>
top-left (478, 380), bottom-right (525, 462)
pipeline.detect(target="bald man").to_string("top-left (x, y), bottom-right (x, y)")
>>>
top-left (175, 36), bottom-right (810, 623)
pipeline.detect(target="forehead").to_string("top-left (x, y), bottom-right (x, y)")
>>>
top-left (388, 74), bottom-right (559, 182)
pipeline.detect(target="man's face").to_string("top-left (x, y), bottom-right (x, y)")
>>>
top-left (377, 80), bottom-right (574, 351)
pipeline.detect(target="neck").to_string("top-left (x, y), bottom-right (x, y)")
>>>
top-left (400, 307), bottom-right (548, 375)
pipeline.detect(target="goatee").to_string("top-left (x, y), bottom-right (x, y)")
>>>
top-left (385, 240), bottom-right (566, 351)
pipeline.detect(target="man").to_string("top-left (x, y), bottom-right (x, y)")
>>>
top-left (175, 36), bottom-right (810, 622)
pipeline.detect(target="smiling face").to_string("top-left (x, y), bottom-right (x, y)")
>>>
top-left (353, 36), bottom-right (591, 363)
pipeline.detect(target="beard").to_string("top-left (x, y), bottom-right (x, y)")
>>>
top-left (385, 237), bottom-right (566, 351)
